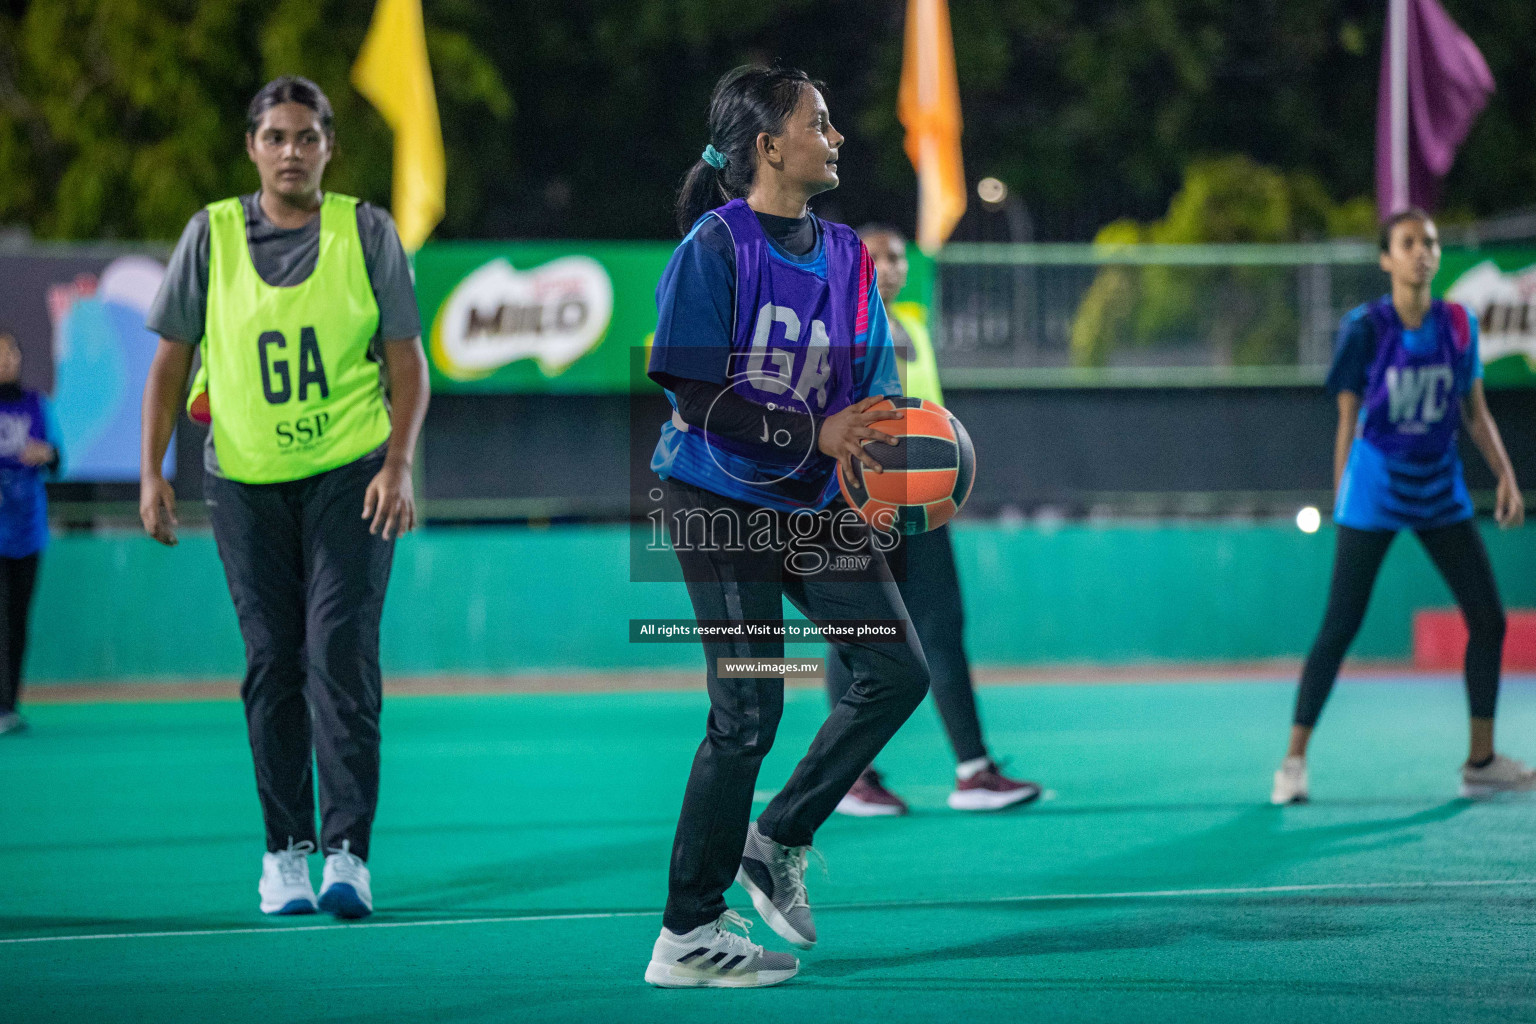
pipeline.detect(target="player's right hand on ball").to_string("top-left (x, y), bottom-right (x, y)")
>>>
top-left (819, 395), bottom-right (903, 480)
top-left (140, 474), bottom-right (179, 547)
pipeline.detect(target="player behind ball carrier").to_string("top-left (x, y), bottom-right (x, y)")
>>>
top-left (1271, 209), bottom-right (1529, 804)
top-left (643, 65), bottom-right (931, 988)
top-left (828, 225), bottom-right (1041, 816)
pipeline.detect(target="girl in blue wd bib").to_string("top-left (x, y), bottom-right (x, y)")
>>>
top-left (1272, 210), bottom-right (1528, 805)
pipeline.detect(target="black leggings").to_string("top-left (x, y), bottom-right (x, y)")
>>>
top-left (0, 553), bottom-right (39, 713)
top-left (1293, 520), bottom-right (1505, 728)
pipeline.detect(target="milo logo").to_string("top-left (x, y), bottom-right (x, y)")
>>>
top-left (1444, 260), bottom-right (1536, 380)
top-left (430, 256), bottom-right (614, 381)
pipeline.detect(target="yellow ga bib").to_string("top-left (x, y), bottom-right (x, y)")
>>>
top-left (891, 301), bottom-right (944, 407)
top-left (199, 193), bottom-right (390, 483)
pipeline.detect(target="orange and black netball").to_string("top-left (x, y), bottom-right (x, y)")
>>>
top-left (836, 397), bottom-right (976, 534)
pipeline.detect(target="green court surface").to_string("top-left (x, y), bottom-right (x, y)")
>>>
top-left (6, 676), bottom-right (1536, 1023)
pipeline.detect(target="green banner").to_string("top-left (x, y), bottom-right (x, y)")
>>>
top-left (414, 239), bottom-right (935, 393)
top-left (415, 241), bottom-right (668, 393)
top-left (1435, 247), bottom-right (1536, 388)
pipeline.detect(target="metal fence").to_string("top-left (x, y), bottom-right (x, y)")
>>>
top-left (932, 243), bottom-right (1385, 384)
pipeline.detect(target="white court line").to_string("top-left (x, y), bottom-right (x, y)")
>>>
top-left (0, 910), bottom-right (657, 947)
top-left (3, 877), bottom-right (1532, 947)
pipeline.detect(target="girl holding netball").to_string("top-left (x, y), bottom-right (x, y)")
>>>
top-left (140, 77), bottom-right (429, 916)
top-left (1272, 209), bottom-right (1528, 804)
top-left (644, 65), bottom-right (929, 988)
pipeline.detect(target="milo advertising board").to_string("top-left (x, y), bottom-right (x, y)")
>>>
top-left (1436, 248), bottom-right (1536, 388)
top-left (414, 239), bottom-right (936, 393)
top-left (414, 241), bottom-right (670, 393)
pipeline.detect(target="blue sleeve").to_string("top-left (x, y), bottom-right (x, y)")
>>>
top-left (855, 288), bottom-right (902, 402)
top-left (1324, 306), bottom-right (1373, 397)
top-left (1462, 308), bottom-right (1483, 391)
top-left (648, 217), bottom-right (735, 388)
top-left (40, 395), bottom-right (64, 478)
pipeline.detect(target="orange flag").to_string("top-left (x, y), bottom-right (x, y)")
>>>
top-left (898, 0), bottom-right (966, 252)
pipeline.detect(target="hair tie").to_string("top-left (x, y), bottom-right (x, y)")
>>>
top-left (701, 144), bottom-right (727, 170)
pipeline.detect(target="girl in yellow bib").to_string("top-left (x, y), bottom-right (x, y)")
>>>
top-left (138, 77), bottom-right (430, 919)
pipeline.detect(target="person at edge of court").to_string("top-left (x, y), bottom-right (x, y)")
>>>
top-left (827, 224), bottom-right (1041, 817)
top-left (138, 76), bottom-right (430, 919)
top-left (642, 65), bottom-right (931, 988)
top-left (1271, 208), bottom-right (1529, 805)
top-left (0, 331), bottom-right (63, 738)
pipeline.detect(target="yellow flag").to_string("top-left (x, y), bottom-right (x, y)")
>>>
top-left (352, 0), bottom-right (445, 251)
top-left (898, 0), bottom-right (966, 252)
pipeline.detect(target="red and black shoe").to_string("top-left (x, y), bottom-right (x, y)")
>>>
top-left (834, 767), bottom-right (909, 817)
top-left (947, 760), bottom-right (1042, 811)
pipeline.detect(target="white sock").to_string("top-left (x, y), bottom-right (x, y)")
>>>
top-left (664, 922), bottom-right (710, 941)
top-left (956, 756), bottom-right (990, 781)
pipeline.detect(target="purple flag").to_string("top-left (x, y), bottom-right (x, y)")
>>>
top-left (1375, 0), bottom-right (1494, 220)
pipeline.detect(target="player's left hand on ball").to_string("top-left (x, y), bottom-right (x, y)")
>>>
top-left (820, 395), bottom-right (903, 480)
top-left (1496, 474), bottom-right (1524, 528)
top-left (362, 460), bottom-right (417, 540)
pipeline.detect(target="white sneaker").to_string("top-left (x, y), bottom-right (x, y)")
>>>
top-left (318, 840), bottom-right (373, 919)
top-left (0, 711), bottom-right (28, 736)
top-left (1271, 756), bottom-right (1308, 805)
top-left (258, 840), bottom-right (318, 915)
top-left (645, 910), bottom-right (799, 988)
top-left (1460, 754), bottom-right (1536, 797)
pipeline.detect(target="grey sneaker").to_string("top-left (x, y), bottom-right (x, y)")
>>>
top-left (0, 711), bottom-right (27, 736)
top-left (645, 910), bottom-right (798, 988)
top-left (736, 820), bottom-right (817, 949)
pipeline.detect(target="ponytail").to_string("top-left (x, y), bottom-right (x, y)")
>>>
top-left (675, 160), bottom-right (728, 238)
top-left (674, 65), bottom-right (823, 235)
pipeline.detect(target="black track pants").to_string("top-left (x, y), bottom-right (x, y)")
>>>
top-left (661, 479), bottom-right (930, 933)
top-left (207, 453), bottom-right (395, 859)
top-left (1294, 520), bottom-right (1504, 728)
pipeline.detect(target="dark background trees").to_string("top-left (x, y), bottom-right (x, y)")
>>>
top-left (2, 0), bottom-right (1532, 242)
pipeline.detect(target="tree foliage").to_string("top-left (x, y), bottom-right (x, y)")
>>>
top-left (1070, 156), bottom-right (1377, 367)
top-left (0, 0), bottom-right (509, 240)
top-left (0, 0), bottom-right (1533, 242)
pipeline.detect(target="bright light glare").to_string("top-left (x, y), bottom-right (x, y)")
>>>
top-left (1296, 506), bottom-right (1321, 533)
top-left (977, 177), bottom-right (1008, 204)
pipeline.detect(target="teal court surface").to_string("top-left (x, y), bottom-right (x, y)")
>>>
top-left (6, 675), bottom-right (1536, 1023)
